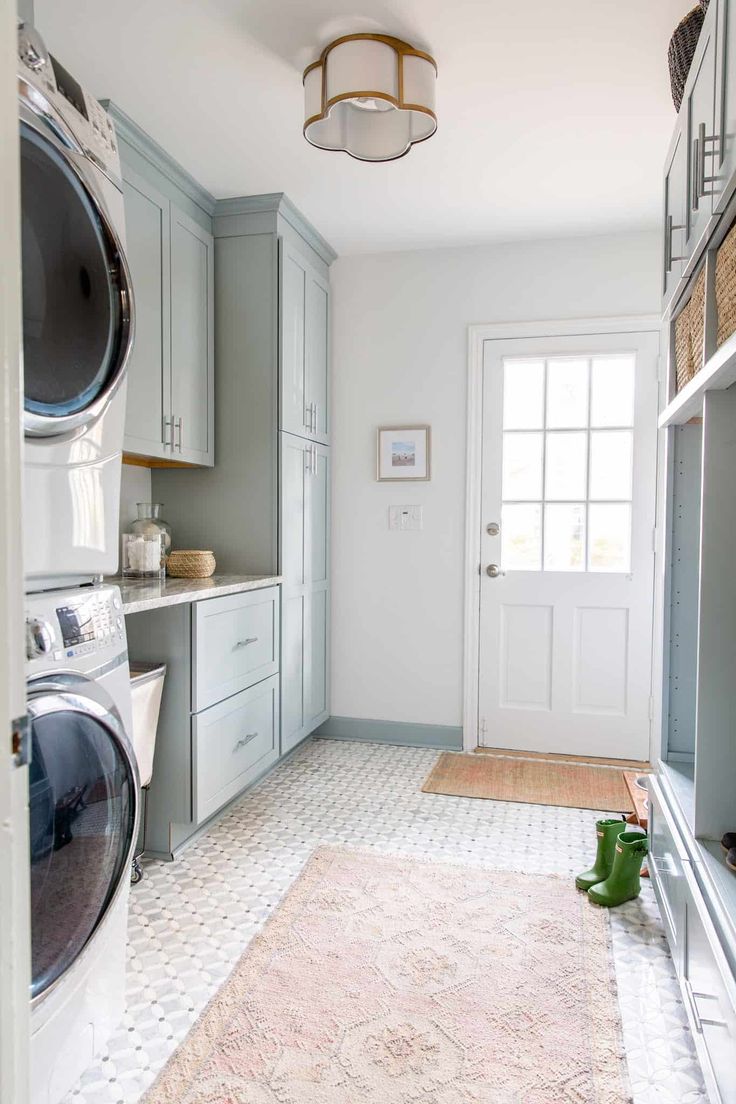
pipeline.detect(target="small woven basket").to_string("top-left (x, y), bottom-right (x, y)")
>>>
top-left (166, 550), bottom-right (216, 578)
top-left (715, 220), bottom-right (736, 348)
top-left (668, 0), bottom-right (710, 112)
top-left (674, 301), bottom-right (694, 392)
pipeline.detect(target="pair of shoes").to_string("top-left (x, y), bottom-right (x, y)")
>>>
top-left (576, 819), bottom-right (648, 907)
top-left (721, 832), bottom-right (736, 873)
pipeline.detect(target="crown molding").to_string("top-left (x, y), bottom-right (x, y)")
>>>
top-left (214, 192), bottom-right (337, 264)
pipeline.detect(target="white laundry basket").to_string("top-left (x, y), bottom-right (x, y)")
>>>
top-left (130, 661), bottom-right (166, 787)
top-left (129, 661), bottom-right (166, 881)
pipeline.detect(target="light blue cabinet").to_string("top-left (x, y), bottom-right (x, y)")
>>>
top-left (280, 433), bottom-right (330, 754)
top-left (715, 0), bottom-right (736, 213)
top-left (119, 168), bottom-right (171, 460)
top-left (169, 207), bottom-right (214, 465)
top-left (280, 240), bottom-right (330, 444)
top-left (105, 102), bottom-right (215, 466)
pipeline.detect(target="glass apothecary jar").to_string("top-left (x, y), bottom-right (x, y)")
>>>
top-left (121, 531), bottom-right (165, 579)
top-left (130, 502), bottom-right (172, 554)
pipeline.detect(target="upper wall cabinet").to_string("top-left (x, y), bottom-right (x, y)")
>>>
top-left (104, 103), bottom-right (215, 466)
top-left (280, 239), bottom-right (330, 444)
top-left (663, 0), bottom-right (736, 310)
top-left (715, 0), bottom-right (736, 213)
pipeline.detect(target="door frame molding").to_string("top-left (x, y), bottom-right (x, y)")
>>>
top-left (462, 315), bottom-right (661, 752)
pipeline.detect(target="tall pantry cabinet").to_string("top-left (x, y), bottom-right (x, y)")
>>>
top-left (152, 194), bottom-right (335, 756)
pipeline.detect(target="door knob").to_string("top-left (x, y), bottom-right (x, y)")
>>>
top-left (486, 564), bottom-right (505, 578)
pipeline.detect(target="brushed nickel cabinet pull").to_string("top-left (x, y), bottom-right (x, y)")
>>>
top-left (234, 637), bottom-right (258, 648)
top-left (234, 732), bottom-right (258, 751)
top-left (175, 416), bottom-right (183, 452)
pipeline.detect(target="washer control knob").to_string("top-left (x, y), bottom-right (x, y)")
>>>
top-left (18, 23), bottom-right (49, 73)
top-left (26, 618), bottom-right (53, 659)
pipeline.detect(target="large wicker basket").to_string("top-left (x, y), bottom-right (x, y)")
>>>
top-left (166, 550), bottom-right (216, 578)
top-left (668, 1), bottom-right (710, 112)
top-left (674, 265), bottom-right (707, 392)
top-left (716, 220), bottom-right (736, 348)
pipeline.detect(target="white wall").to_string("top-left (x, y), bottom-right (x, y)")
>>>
top-left (119, 463), bottom-right (151, 538)
top-left (330, 230), bottom-right (661, 729)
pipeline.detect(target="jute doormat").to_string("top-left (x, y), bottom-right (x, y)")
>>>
top-left (142, 847), bottom-right (632, 1103)
top-left (422, 751), bottom-right (635, 812)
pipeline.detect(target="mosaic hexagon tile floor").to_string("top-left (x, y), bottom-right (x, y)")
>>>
top-left (62, 739), bottom-right (707, 1104)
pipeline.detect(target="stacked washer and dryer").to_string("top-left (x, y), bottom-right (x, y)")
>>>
top-left (18, 22), bottom-right (140, 1104)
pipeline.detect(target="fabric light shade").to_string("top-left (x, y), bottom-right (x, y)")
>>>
top-left (303, 34), bottom-right (437, 162)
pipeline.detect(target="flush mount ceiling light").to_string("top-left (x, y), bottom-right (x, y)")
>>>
top-left (303, 34), bottom-right (437, 162)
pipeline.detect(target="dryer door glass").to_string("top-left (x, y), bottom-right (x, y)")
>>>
top-left (20, 122), bottom-right (128, 422)
top-left (28, 700), bottom-right (136, 1000)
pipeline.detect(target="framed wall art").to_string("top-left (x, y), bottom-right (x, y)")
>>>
top-left (376, 425), bottom-right (431, 481)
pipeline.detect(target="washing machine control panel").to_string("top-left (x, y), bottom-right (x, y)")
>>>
top-left (18, 22), bottom-right (122, 181)
top-left (25, 585), bottom-right (126, 669)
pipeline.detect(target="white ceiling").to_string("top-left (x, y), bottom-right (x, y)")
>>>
top-left (34, 0), bottom-right (686, 255)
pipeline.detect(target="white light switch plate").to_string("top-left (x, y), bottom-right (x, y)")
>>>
top-left (389, 505), bottom-right (423, 531)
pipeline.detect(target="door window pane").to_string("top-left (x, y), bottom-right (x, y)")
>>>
top-left (588, 504), bottom-right (631, 572)
top-left (502, 432), bottom-right (543, 500)
top-left (502, 504), bottom-right (541, 570)
top-left (546, 358), bottom-right (589, 428)
top-left (591, 355), bottom-right (635, 427)
top-left (503, 359), bottom-right (544, 429)
top-left (544, 503), bottom-right (586, 571)
top-left (589, 431), bottom-right (633, 500)
top-left (545, 431), bottom-right (587, 500)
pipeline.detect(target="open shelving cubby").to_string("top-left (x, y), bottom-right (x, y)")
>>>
top-left (662, 383), bottom-right (736, 889)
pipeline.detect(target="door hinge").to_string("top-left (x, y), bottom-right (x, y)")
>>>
top-left (652, 525), bottom-right (657, 553)
top-left (479, 717), bottom-right (488, 743)
top-left (10, 714), bottom-right (30, 767)
top-left (648, 696), bottom-right (655, 722)
top-left (656, 354), bottom-right (664, 384)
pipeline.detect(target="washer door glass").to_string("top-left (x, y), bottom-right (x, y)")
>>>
top-left (20, 122), bottom-right (126, 421)
top-left (28, 696), bottom-right (135, 1000)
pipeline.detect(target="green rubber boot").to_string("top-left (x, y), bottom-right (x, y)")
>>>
top-left (587, 831), bottom-right (649, 907)
top-left (575, 819), bottom-right (629, 892)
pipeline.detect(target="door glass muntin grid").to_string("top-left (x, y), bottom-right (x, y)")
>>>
top-left (500, 354), bottom-right (635, 573)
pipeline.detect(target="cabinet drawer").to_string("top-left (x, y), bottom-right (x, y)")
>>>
top-left (683, 862), bottom-right (736, 1104)
top-left (648, 776), bottom-right (688, 962)
top-left (193, 587), bottom-right (280, 710)
top-left (193, 675), bottom-right (279, 824)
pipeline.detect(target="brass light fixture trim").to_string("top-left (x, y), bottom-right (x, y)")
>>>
top-left (303, 33), bottom-right (438, 162)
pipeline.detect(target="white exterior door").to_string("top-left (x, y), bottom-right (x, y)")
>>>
top-left (477, 329), bottom-right (659, 760)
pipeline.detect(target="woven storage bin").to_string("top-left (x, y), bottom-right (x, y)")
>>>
top-left (716, 220), bottom-right (736, 348)
top-left (675, 300), bottom-right (694, 392)
top-left (689, 266), bottom-right (707, 376)
top-left (668, 1), bottom-right (710, 112)
top-left (166, 550), bottom-right (216, 578)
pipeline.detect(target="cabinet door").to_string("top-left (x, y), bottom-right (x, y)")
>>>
top-left (280, 433), bottom-right (309, 754)
top-left (305, 271), bottom-right (330, 444)
top-left (684, 15), bottom-right (717, 254)
top-left (715, 0), bottom-right (736, 212)
top-left (663, 123), bottom-right (688, 309)
top-left (170, 206), bottom-right (214, 466)
top-left (121, 169), bottom-right (171, 459)
top-left (280, 240), bottom-right (309, 438)
top-left (305, 443), bottom-right (330, 730)
top-left (279, 435), bottom-right (331, 751)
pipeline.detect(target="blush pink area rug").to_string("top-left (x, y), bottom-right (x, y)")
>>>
top-left (143, 847), bottom-right (632, 1104)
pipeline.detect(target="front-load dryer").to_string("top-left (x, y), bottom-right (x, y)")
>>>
top-left (25, 584), bottom-right (138, 1104)
top-left (18, 23), bottom-right (134, 591)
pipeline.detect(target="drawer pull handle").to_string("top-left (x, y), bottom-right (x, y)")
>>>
top-left (234, 732), bottom-right (258, 751)
top-left (684, 980), bottom-right (729, 1032)
top-left (234, 637), bottom-right (258, 649)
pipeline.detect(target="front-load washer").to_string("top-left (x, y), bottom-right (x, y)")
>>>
top-left (25, 584), bottom-right (139, 1104)
top-left (18, 22), bottom-right (134, 591)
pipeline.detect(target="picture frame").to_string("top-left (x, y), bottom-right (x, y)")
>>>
top-left (376, 425), bottom-right (431, 481)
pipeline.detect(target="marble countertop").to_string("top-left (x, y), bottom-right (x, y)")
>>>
top-left (105, 573), bottom-right (282, 615)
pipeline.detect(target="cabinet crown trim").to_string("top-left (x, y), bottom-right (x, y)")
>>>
top-left (214, 192), bottom-right (337, 264)
top-left (101, 100), bottom-right (217, 217)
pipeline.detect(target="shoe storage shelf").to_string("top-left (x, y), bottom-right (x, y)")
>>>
top-left (655, 34), bottom-right (736, 1088)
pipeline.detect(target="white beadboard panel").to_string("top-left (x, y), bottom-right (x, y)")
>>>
top-left (573, 606), bottom-right (629, 715)
top-left (499, 604), bottom-right (553, 711)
